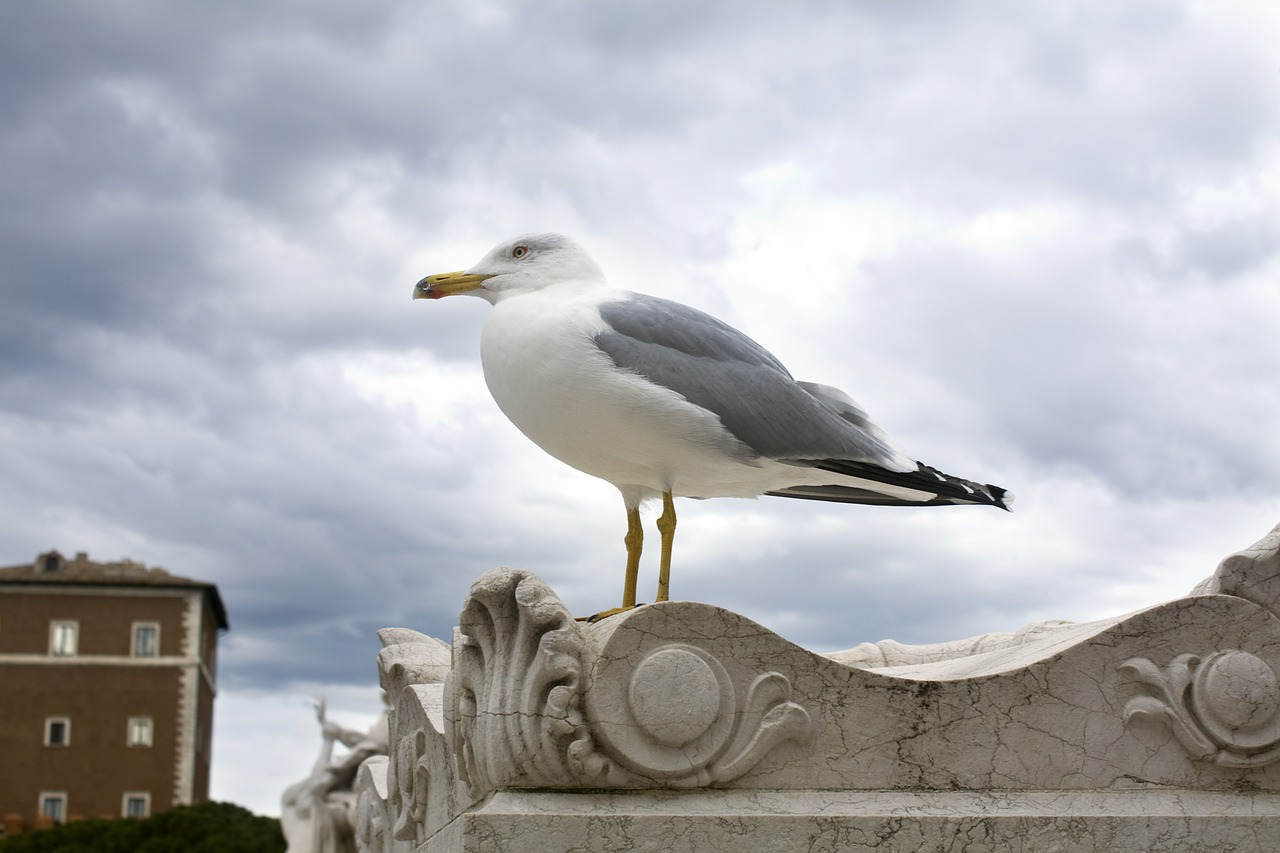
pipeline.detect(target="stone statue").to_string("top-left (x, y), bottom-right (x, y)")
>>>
top-left (282, 697), bottom-right (389, 853)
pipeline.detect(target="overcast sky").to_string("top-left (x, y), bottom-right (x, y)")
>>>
top-left (3, 0), bottom-right (1278, 816)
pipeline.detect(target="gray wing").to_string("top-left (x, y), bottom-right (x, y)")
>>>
top-left (594, 293), bottom-right (909, 468)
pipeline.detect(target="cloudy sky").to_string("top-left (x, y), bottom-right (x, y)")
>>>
top-left (3, 0), bottom-right (1278, 816)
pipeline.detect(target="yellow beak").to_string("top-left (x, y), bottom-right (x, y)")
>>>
top-left (412, 271), bottom-right (495, 300)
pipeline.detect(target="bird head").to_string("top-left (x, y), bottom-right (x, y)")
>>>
top-left (413, 233), bottom-right (605, 305)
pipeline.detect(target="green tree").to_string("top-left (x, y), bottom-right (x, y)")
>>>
top-left (0, 802), bottom-right (284, 853)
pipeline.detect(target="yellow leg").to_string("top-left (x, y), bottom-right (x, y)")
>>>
top-left (623, 507), bottom-right (642, 609)
top-left (579, 508), bottom-right (644, 622)
top-left (655, 491), bottom-right (676, 603)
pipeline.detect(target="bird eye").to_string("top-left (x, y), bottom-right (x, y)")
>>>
top-left (512, 245), bottom-right (529, 259)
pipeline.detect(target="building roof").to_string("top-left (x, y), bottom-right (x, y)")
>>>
top-left (0, 550), bottom-right (229, 630)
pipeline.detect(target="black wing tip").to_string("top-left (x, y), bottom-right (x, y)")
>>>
top-left (914, 462), bottom-right (1013, 511)
top-left (924, 468), bottom-right (1013, 511)
top-left (988, 484), bottom-right (1014, 512)
top-left (787, 458), bottom-right (1014, 511)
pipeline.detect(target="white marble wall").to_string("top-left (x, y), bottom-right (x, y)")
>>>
top-left (355, 519), bottom-right (1280, 852)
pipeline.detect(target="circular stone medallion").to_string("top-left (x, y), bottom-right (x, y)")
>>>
top-left (586, 635), bottom-right (737, 778)
top-left (1194, 650), bottom-right (1280, 749)
top-left (629, 647), bottom-right (722, 746)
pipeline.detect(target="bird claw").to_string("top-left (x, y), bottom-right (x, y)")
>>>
top-left (577, 602), bottom-right (646, 623)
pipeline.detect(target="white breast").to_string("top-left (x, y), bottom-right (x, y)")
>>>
top-left (479, 288), bottom-right (759, 498)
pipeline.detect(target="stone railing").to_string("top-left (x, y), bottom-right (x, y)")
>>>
top-left (355, 520), bottom-right (1280, 852)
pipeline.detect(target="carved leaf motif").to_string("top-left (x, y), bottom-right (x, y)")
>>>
top-left (452, 569), bottom-right (606, 795)
top-left (709, 672), bottom-right (812, 783)
top-left (354, 757), bottom-right (392, 853)
top-left (389, 729), bottom-right (424, 842)
top-left (1121, 650), bottom-right (1280, 767)
top-left (369, 632), bottom-right (459, 849)
top-left (1122, 693), bottom-right (1216, 759)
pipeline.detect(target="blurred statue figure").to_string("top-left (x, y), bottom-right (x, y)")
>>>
top-left (282, 696), bottom-right (390, 853)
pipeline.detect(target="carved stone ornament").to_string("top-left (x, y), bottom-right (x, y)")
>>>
top-left (352, 519), bottom-right (1280, 852)
top-left (353, 569), bottom-right (817, 848)
top-left (448, 569), bottom-right (597, 793)
top-left (1119, 522), bottom-right (1280, 768)
top-left (1122, 651), bottom-right (1280, 768)
top-left (449, 569), bottom-right (812, 794)
top-left (361, 629), bottom-right (453, 851)
top-left (585, 641), bottom-right (811, 787)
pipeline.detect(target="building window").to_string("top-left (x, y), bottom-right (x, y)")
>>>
top-left (44, 716), bottom-right (71, 747)
top-left (122, 792), bottom-right (150, 819)
top-left (39, 792), bottom-right (67, 824)
top-left (127, 716), bottom-right (154, 748)
top-left (132, 622), bottom-right (159, 657)
top-left (49, 620), bottom-right (78, 656)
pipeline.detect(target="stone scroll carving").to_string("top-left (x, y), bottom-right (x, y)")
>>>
top-left (354, 569), bottom-right (814, 846)
top-left (1122, 651), bottom-right (1280, 768)
top-left (449, 570), bottom-right (613, 792)
top-left (1119, 521), bottom-right (1280, 768)
top-left (353, 519), bottom-right (1280, 853)
top-left (585, 641), bottom-right (811, 787)
top-left (451, 569), bottom-right (812, 794)
top-left (356, 629), bottom-right (453, 852)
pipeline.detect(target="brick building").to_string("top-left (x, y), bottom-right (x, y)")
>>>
top-left (0, 550), bottom-right (228, 833)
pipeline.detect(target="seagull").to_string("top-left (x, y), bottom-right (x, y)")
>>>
top-left (414, 233), bottom-right (1009, 613)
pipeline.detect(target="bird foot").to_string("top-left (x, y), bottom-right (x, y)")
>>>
top-left (577, 603), bottom-right (646, 623)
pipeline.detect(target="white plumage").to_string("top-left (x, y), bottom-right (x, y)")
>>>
top-left (414, 233), bottom-right (1008, 611)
